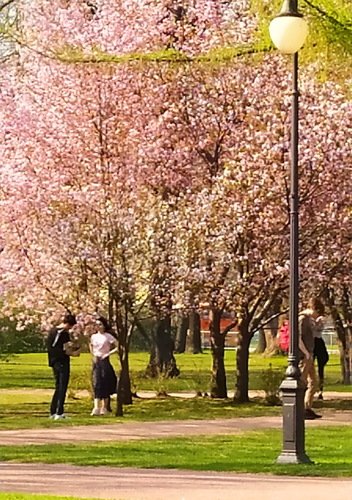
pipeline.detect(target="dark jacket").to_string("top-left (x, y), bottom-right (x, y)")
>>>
top-left (47, 327), bottom-right (70, 367)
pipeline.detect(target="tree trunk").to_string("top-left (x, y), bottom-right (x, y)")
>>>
top-left (264, 329), bottom-right (279, 356)
top-left (323, 287), bottom-right (351, 384)
top-left (116, 352), bottom-right (132, 416)
top-left (146, 315), bottom-right (180, 378)
top-left (234, 322), bottom-right (250, 403)
top-left (263, 306), bottom-right (280, 355)
top-left (338, 343), bottom-right (351, 385)
top-left (341, 286), bottom-right (352, 385)
top-left (349, 328), bottom-right (352, 385)
top-left (186, 311), bottom-right (202, 354)
top-left (255, 328), bottom-right (266, 354)
top-left (174, 313), bottom-right (189, 353)
top-left (111, 299), bottom-right (133, 417)
top-left (210, 308), bottom-right (227, 398)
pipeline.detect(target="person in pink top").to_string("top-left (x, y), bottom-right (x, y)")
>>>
top-left (89, 316), bottom-right (118, 416)
top-left (278, 318), bottom-right (289, 355)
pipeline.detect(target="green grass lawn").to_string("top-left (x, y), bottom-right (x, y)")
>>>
top-left (0, 354), bottom-right (351, 480)
top-left (0, 392), bottom-right (284, 430)
top-left (0, 351), bottom-right (350, 430)
top-left (0, 351), bottom-right (348, 393)
top-left (0, 426), bottom-right (351, 477)
top-left (1, 392), bottom-right (351, 431)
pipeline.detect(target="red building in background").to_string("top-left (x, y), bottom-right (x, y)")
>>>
top-left (200, 314), bottom-right (239, 348)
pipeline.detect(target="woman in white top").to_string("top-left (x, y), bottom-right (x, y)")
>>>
top-left (89, 316), bottom-right (118, 416)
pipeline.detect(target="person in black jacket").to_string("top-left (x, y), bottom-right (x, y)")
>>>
top-left (311, 299), bottom-right (329, 400)
top-left (47, 313), bottom-right (77, 420)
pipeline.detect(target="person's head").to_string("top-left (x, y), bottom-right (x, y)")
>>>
top-left (95, 316), bottom-right (110, 333)
top-left (280, 314), bottom-right (288, 326)
top-left (308, 297), bottom-right (325, 318)
top-left (62, 313), bottom-right (77, 330)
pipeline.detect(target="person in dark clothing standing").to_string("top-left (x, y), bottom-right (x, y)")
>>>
top-left (47, 313), bottom-right (77, 420)
top-left (311, 299), bottom-right (329, 400)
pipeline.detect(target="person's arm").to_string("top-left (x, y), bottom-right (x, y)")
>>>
top-left (100, 334), bottom-right (118, 359)
top-left (106, 332), bottom-right (118, 348)
top-left (299, 316), bottom-right (311, 360)
top-left (102, 347), bottom-right (118, 359)
top-left (299, 337), bottom-right (310, 359)
top-left (63, 340), bottom-right (81, 357)
top-left (66, 343), bottom-right (81, 357)
top-left (89, 337), bottom-right (96, 362)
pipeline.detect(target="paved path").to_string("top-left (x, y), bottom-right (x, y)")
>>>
top-left (0, 410), bottom-right (351, 445)
top-left (1, 463), bottom-right (352, 500)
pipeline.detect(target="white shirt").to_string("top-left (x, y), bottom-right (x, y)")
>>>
top-left (90, 332), bottom-right (116, 358)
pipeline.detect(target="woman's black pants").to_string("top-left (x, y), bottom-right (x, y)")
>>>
top-left (314, 338), bottom-right (329, 391)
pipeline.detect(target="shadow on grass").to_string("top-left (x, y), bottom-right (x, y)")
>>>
top-left (314, 399), bottom-right (352, 411)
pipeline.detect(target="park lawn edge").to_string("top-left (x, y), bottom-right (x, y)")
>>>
top-left (0, 426), bottom-right (351, 478)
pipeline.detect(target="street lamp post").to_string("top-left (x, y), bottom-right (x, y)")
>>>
top-left (269, 0), bottom-right (312, 464)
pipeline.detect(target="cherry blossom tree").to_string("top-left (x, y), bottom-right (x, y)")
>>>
top-left (168, 60), bottom-right (352, 400)
top-left (0, 59), bottom-right (158, 410)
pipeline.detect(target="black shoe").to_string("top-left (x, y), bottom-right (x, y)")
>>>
top-left (305, 409), bottom-right (322, 420)
top-left (318, 392), bottom-right (323, 400)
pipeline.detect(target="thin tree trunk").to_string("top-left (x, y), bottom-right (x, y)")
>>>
top-left (111, 296), bottom-right (133, 416)
top-left (210, 308), bottom-right (227, 398)
top-left (234, 322), bottom-right (250, 403)
top-left (146, 315), bottom-right (180, 378)
top-left (174, 313), bottom-right (189, 353)
top-left (116, 352), bottom-right (132, 416)
top-left (263, 304), bottom-right (280, 355)
top-left (323, 287), bottom-right (351, 384)
top-left (255, 328), bottom-right (266, 354)
top-left (187, 311), bottom-right (202, 354)
top-left (341, 286), bottom-right (352, 384)
top-left (115, 322), bottom-right (133, 415)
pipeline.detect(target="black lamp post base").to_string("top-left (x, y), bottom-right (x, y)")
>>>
top-left (277, 451), bottom-right (313, 464)
top-left (276, 376), bottom-right (313, 464)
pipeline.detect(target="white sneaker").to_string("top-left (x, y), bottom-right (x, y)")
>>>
top-left (90, 408), bottom-right (100, 416)
top-left (54, 414), bottom-right (67, 421)
top-left (100, 408), bottom-right (109, 415)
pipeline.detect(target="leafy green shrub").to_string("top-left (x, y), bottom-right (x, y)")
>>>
top-left (0, 317), bottom-right (45, 354)
top-left (260, 363), bottom-right (284, 405)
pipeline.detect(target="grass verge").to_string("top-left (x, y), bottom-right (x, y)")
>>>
top-left (0, 395), bottom-right (282, 430)
top-left (0, 352), bottom-right (348, 393)
top-left (0, 427), bottom-right (351, 477)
